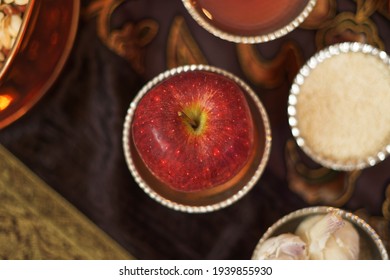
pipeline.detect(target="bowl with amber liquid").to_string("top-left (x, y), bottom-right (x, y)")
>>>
top-left (182, 0), bottom-right (317, 43)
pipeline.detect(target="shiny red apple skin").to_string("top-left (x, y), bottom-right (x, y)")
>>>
top-left (131, 70), bottom-right (254, 192)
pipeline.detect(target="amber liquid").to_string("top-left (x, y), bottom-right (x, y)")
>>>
top-left (193, 0), bottom-right (310, 36)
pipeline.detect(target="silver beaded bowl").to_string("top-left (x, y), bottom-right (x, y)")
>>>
top-left (252, 206), bottom-right (388, 260)
top-left (182, 0), bottom-right (317, 44)
top-left (123, 65), bottom-right (271, 213)
top-left (288, 42), bottom-right (390, 170)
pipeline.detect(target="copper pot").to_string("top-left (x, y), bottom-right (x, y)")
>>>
top-left (0, 0), bottom-right (80, 129)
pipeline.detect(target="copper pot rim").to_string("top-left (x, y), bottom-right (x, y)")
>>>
top-left (0, 0), bottom-right (80, 129)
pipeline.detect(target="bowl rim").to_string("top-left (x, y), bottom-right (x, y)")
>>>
top-left (122, 64), bottom-right (272, 213)
top-left (0, 0), bottom-right (80, 129)
top-left (252, 206), bottom-right (389, 260)
top-left (288, 42), bottom-right (390, 171)
top-left (0, 0), bottom-right (36, 81)
top-left (181, 0), bottom-right (317, 44)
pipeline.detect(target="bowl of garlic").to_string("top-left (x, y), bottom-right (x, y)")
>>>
top-left (0, 0), bottom-right (79, 128)
top-left (252, 206), bottom-right (388, 260)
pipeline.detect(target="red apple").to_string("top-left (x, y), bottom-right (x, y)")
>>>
top-left (131, 70), bottom-right (255, 192)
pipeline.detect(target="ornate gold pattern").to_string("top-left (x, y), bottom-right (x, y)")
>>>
top-left (0, 145), bottom-right (133, 259)
top-left (84, 0), bottom-right (159, 75)
top-left (167, 16), bottom-right (208, 69)
top-left (300, 0), bottom-right (337, 29)
top-left (236, 42), bottom-right (304, 89)
top-left (355, 209), bottom-right (390, 256)
top-left (375, 0), bottom-right (390, 19)
top-left (315, 0), bottom-right (385, 49)
top-left (354, 0), bottom-right (383, 22)
top-left (107, 19), bottom-right (159, 75)
top-left (383, 184), bottom-right (390, 220)
top-left (285, 139), bottom-right (360, 206)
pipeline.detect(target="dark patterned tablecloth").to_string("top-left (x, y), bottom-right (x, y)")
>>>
top-left (0, 0), bottom-right (389, 259)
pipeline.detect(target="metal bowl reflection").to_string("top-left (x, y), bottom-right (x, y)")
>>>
top-left (182, 0), bottom-right (317, 44)
top-left (0, 0), bottom-right (79, 129)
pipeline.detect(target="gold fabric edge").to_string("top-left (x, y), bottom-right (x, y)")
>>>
top-left (0, 144), bottom-right (134, 260)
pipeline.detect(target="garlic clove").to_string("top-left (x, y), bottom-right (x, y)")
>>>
top-left (8, 14), bottom-right (22, 38)
top-left (0, 28), bottom-right (12, 50)
top-left (15, 0), bottom-right (29, 5)
top-left (324, 220), bottom-right (359, 260)
top-left (254, 233), bottom-right (308, 260)
top-left (296, 212), bottom-right (360, 260)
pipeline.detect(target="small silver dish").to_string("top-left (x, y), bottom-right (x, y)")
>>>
top-left (182, 0), bottom-right (317, 44)
top-left (123, 65), bottom-right (271, 213)
top-left (252, 206), bottom-right (388, 260)
top-left (288, 42), bottom-right (390, 170)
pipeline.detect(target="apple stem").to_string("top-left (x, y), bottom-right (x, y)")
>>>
top-left (178, 111), bottom-right (199, 129)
